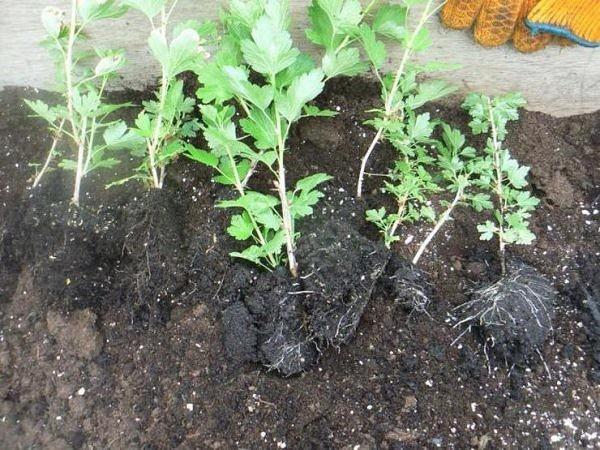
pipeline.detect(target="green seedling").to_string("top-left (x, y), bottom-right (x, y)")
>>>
top-left (118, 0), bottom-right (215, 188)
top-left (463, 92), bottom-right (539, 275)
top-left (354, 0), bottom-right (457, 198)
top-left (26, 0), bottom-right (135, 205)
top-left (188, 0), bottom-right (372, 276)
top-left (364, 112), bottom-right (440, 248)
top-left (411, 124), bottom-right (492, 264)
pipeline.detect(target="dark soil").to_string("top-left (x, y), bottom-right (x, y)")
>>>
top-left (1, 79), bottom-right (599, 448)
top-left (456, 260), bottom-right (557, 366)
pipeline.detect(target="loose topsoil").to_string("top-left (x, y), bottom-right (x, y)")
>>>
top-left (1, 78), bottom-right (599, 449)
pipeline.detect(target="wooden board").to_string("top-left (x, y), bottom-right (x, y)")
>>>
top-left (2, 0), bottom-right (599, 116)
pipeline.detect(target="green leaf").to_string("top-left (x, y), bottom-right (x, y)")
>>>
top-left (103, 121), bottom-right (145, 150)
top-left (41, 7), bottom-right (64, 38)
top-left (223, 66), bottom-right (274, 110)
top-left (406, 80), bottom-right (456, 109)
top-left (306, 0), bottom-right (334, 49)
top-left (303, 105), bottom-right (337, 117)
top-left (185, 147), bottom-right (219, 168)
top-left (78, 0), bottom-right (128, 22)
top-left (167, 28), bottom-right (202, 77)
top-left (149, 28), bottom-right (202, 78)
top-left (134, 111), bottom-right (153, 138)
top-left (373, 4), bottom-right (407, 41)
top-left (228, 214), bottom-right (255, 240)
top-left (148, 29), bottom-right (170, 69)
top-left (359, 25), bottom-right (387, 69)
top-left (295, 173), bottom-right (333, 192)
top-left (122, 0), bottom-right (165, 20)
top-left (408, 27), bottom-right (431, 52)
top-left (173, 20), bottom-right (217, 39)
top-left (72, 89), bottom-right (101, 116)
top-left (276, 53), bottom-right (315, 87)
top-left (196, 62), bottom-right (235, 104)
top-left (94, 51), bottom-right (126, 76)
top-left (277, 69), bottom-right (325, 122)
top-left (24, 99), bottom-right (58, 124)
top-left (478, 221), bottom-right (497, 241)
top-left (322, 48), bottom-right (367, 78)
top-left (241, 15), bottom-right (299, 76)
top-left (407, 113), bottom-right (434, 141)
top-left (240, 109), bottom-right (277, 150)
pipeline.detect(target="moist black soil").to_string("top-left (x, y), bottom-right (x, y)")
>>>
top-left (1, 79), bottom-right (599, 448)
top-left (456, 260), bottom-right (557, 366)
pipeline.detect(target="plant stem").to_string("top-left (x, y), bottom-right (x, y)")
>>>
top-left (65, 0), bottom-right (83, 206)
top-left (33, 118), bottom-right (66, 188)
top-left (413, 186), bottom-right (464, 265)
top-left (147, 10), bottom-right (170, 189)
top-left (357, 125), bottom-right (384, 198)
top-left (226, 146), bottom-right (277, 268)
top-left (273, 103), bottom-right (298, 277)
top-left (388, 194), bottom-right (408, 241)
top-left (487, 98), bottom-right (507, 276)
top-left (73, 116), bottom-right (88, 206)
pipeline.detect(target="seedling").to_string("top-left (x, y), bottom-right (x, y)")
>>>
top-left (355, 0), bottom-right (456, 198)
top-left (364, 111), bottom-right (440, 248)
top-left (119, 0), bottom-right (214, 188)
top-left (463, 92), bottom-right (538, 275)
top-left (189, 0), bottom-right (369, 276)
top-left (26, 0), bottom-right (135, 205)
top-left (407, 125), bottom-right (489, 263)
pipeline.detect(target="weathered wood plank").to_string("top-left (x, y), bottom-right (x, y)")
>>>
top-left (1, 1), bottom-right (599, 116)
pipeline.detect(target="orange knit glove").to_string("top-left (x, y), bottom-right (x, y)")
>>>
top-left (441, 0), bottom-right (552, 52)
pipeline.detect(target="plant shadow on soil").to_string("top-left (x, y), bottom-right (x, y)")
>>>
top-left (1, 78), bottom-right (599, 448)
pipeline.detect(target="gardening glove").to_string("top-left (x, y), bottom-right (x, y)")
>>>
top-left (441, 0), bottom-right (600, 52)
top-left (526, 0), bottom-right (600, 48)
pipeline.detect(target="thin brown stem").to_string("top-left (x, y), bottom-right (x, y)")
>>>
top-left (33, 119), bottom-right (66, 188)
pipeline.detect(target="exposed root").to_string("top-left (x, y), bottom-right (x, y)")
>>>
top-left (453, 261), bottom-right (556, 365)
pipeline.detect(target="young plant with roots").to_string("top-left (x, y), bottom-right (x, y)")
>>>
top-left (453, 94), bottom-right (555, 365)
top-left (188, 0), bottom-right (375, 277)
top-left (118, 0), bottom-right (214, 188)
top-left (26, 0), bottom-right (136, 205)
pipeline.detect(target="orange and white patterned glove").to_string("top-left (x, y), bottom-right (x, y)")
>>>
top-left (441, 0), bottom-right (600, 52)
top-left (441, 0), bottom-right (551, 52)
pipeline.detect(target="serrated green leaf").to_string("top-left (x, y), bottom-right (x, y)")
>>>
top-left (78, 0), bottom-right (128, 22)
top-left (228, 214), bottom-right (255, 240)
top-left (303, 105), bottom-right (337, 117)
top-left (322, 48), bottom-right (367, 78)
top-left (241, 15), bottom-right (299, 76)
top-left (185, 147), bottom-right (219, 168)
top-left (359, 24), bottom-right (387, 69)
top-left (277, 69), bottom-right (325, 122)
top-left (223, 66), bottom-right (274, 110)
top-left (122, 0), bottom-right (165, 20)
top-left (240, 109), bottom-right (277, 150)
top-left (373, 4), bottom-right (407, 41)
top-left (41, 7), bottom-right (64, 37)
top-left (295, 173), bottom-right (333, 192)
top-left (25, 99), bottom-right (58, 124)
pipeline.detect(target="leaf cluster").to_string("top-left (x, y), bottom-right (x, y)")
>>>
top-left (188, 0), bottom-right (335, 271)
top-left (463, 92), bottom-right (539, 246)
top-left (27, 1), bottom-right (134, 202)
top-left (119, 0), bottom-right (215, 188)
